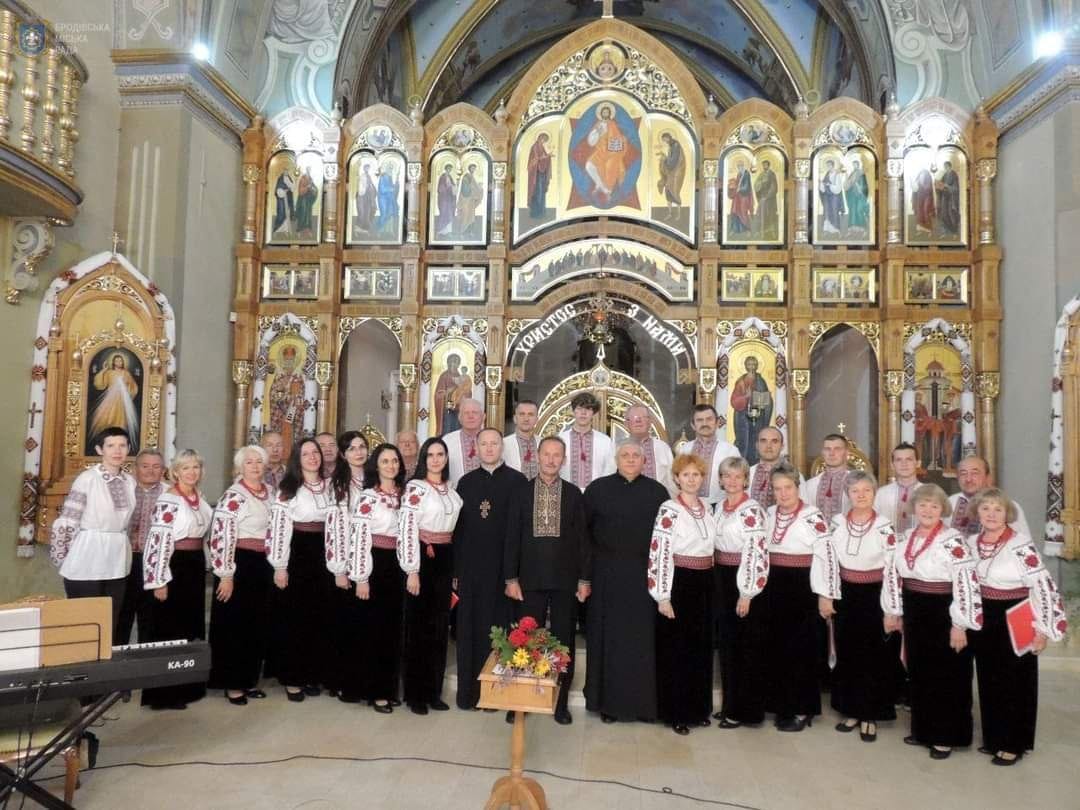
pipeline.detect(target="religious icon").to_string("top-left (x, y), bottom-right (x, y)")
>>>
top-left (586, 42), bottom-right (627, 83)
top-left (812, 267), bottom-right (877, 304)
top-left (292, 267), bottom-right (318, 299)
top-left (569, 100), bottom-right (642, 211)
top-left (344, 266), bottom-right (401, 301)
top-left (729, 352), bottom-right (774, 465)
top-left (654, 131), bottom-right (686, 223)
top-left (913, 346), bottom-right (964, 474)
top-left (904, 146), bottom-right (967, 246)
top-left (720, 146), bottom-right (785, 245)
top-left (265, 339), bottom-right (308, 455)
top-left (263, 266), bottom-right (292, 299)
top-left (524, 131), bottom-right (556, 228)
top-left (814, 271), bottom-right (842, 302)
top-left (430, 339), bottom-right (477, 435)
top-left (812, 145), bottom-right (875, 245)
top-left (347, 150), bottom-right (405, 245)
top-left (265, 150), bottom-right (322, 245)
top-left (85, 347), bottom-right (142, 454)
top-left (903, 267), bottom-right (968, 304)
top-left (426, 266), bottom-right (487, 302)
top-left (904, 269), bottom-right (935, 303)
top-left (428, 150), bottom-right (489, 245)
top-left (719, 267), bottom-right (784, 303)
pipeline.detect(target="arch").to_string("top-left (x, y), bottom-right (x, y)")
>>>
top-left (895, 98), bottom-right (973, 148)
top-left (425, 103), bottom-right (505, 161)
top-left (264, 107), bottom-right (338, 153)
top-left (806, 97), bottom-right (884, 146)
top-left (21, 252), bottom-right (176, 551)
top-left (715, 98), bottom-right (794, 149)
top-left (344, 103), bottom-right (419, 154)
top-left (717, 317), bottom-right (788, 457)
top-left (337, 317), bottom-right (403, 357)
top-left (247, 314), bottom-right (319, 447)
top-left (807, 323), bottom-right (879, 472)
top-left (338, 319), bottom-right (402, 440)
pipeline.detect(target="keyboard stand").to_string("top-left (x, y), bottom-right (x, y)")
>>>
top-left (0, 690), bottom-right (122, 809)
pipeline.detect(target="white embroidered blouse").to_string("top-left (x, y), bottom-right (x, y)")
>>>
top-left (713, 496), bottom-right (769, 599)
top-left (49, 465), bottom-right (137, 580)
top-left (828, 512), bottom-right (901, 616)
top-left (972, 530), bottom-right (1068, 641)
top-left (324, 477), bottom-right (366, 577)
top-left (397, 479), bottom-right (462, 575)
top-left (266, 480), bottom-right (335, 570)
top-left (348, 487), bottom-right (402, 583)
top-left (208, 482), bottom-right (273, 579)
top-left (893, 523), bottom-right (982, 631)
top-left (142, 491), bottom-right (213, 590)
top-left (765, 503), bottom-right (841, 600)
top-left (648, 498), bottom-right (717, 603)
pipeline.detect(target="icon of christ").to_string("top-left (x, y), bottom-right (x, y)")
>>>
top-left (568, 101), bottom-right (641, 211)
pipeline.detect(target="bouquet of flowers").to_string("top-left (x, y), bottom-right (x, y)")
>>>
top-left (489, 616), bottom-right (570, 681)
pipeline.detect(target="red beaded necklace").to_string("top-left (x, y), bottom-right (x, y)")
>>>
top-left (722, 493), bottom-right (749, 516)
top-left (302, 477), bottom-right (326, 495)
top-left (904, 520), bottom-right (943, 569)
top-left (845, 509), bottom-right (876, 540)
top-left (240, 480), bottom-right (268, 500)
top-left (771, 500), bottom-right (803, 545)
top-left (175, 487), bottom-right (200, 509)
top-left (677, 493), bottom-right (706, 519)
top-left (977, 526), bottom-right (1014, 560)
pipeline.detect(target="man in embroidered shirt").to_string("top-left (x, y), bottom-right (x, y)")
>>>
top-left (260, 431), bottom-right (286, 488)
top-left (874, 443), bottom-right (921, 534)
top-left (395, 429), bottom-right (420, 479)
top-left (505, 436), bottom-right (589, 725)
top-left (453, 428), bottom-right (527, 709)
top-left (558, 392), bottom-right (615, 491)
top-left (445, 397), bottom-right (485, 486)
top-left (948, 455), bottom-right (1031, 537)
top-left (747, 426), bottom-right (784, 509)
top-left (677, 404), bottom-right (740, 505)
top-left (315, 431), bottom-right (338, 478)
top-left (117, 448), bottom-right (164, 644)
top-left (624, 404), bottom-right (675, 495)
top-left (800, 434), bottom-right (851, 522)
top-left (503, 399), bottom-right (540, 480)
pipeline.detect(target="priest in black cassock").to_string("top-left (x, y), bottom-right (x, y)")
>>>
top-left (504, 436), bottom-right (590, 725)
top-left (583, 440), bottom-right (669, 722)
top-left (453, 427), bottom-right (527, 710)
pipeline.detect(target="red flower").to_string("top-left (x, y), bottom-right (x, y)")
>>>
top-left (886, 534), bottom-right (896, 546)
top-left (647, 577), bottom-right (656, 589)
top-left (743, 515), bottom-right (757, 528)
top-left (162, 511), bottom-right (174, 523)
top-left (814, 521), bottom-right (827, 533)
top-left (1057, 619), bottom-right (1068, 633)
top-left (531, 649), bottom-right (543, 661)
top-left (975, 612), bottom-right (984, 627)
top-left (950, 546), bottom-right (965, 559)
top-left (650, 540), bottom-right (658, 551)
top-left (508, 628), bottom-right (529, 647)
top-left (756, 576), bottom-right (766, 588)
top-left (408, 493), bottom-right (421, 505)
top-left (660, 517), bottom-right (673, 529)
top-left (227, 500), bottom-right (239, 512)
top-left (518, 616), bottom-right (538, 632)
top-left (359, 503), bottom-right (372, 514)
top-left (1024, 554), bottom-right (1039, 569)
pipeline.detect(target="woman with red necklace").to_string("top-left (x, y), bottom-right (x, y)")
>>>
top-left (648, 454), bottom-right (717, 735)
top-left (326, 431), bottom-right (370, 702)
top-left (894, 484), bottom-right (981, 759)
top-left (267, 438), bottom-right (335, 702)
top-left (711, 455), bottom-right (769, 729)
top-left (208, 445), bottom-right (275, 705)
top-left (761, 462), bottom-right (839, 732)
top-left (142, 449), bottom-right (212, 710)
top-left (398, 437), bottom-right (463, 714)
top-left (828, 471), bottom-right (903, 742)
top-left (969, 488), bottom-right (1067, 766)
top-left (348, 443), bottom-right (408, 713)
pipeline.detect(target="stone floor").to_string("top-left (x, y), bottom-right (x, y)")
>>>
top-left (20, 646), bottom-right (1080, 810)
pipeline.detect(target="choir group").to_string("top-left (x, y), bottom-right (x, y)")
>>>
top-left (49, 392), bottom-right (1068, 769)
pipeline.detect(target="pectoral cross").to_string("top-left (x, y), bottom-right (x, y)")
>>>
top-left (28, 402), bottom-right (42, 428)
top-left (480, 499), bottom-right (491, 519)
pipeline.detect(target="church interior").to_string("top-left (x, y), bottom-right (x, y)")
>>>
top-left (0, 1), bottom-right (1078, 807)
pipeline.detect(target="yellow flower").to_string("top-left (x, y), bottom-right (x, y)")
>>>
top-left (534, 658), bottom-right (551, 677)
top-left (512, 648), bottom-right (530, 668)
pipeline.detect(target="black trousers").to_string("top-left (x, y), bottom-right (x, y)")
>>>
top-left (519, 589), bottom-right (576, 713)
top-left (116, 551), bottom-right (154, 645)
top-left (973, 596), bottom-right (1038, 755)
top-left (403, 544), bottom-right (453, 706)
top-left (63, 576), bottom-right (126, 639)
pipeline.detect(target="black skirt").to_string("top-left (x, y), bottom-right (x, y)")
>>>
top-left (715, 563), bottom-right (768, 724)
top-left (903, 589), bottom-right (974, 747)
top-left (329, 573), bottom-right (363, 698)
top-left (656, 566), bottom-right (713, 726)
top-left (763, 565), bottom-right (822, 718)
top-left (831, 580), bottom-right (900, 722)
top-left (361, 547), bottom-right (406, 701)
top-left (973, 596), bottom-right (1038, 755)
top-left (271, 527), bottom-right (333, 688)
top-left (208, 549), bottom-right (271, 691)
top-left (142, 550), bottom-right (208, 708)
top-left (402, 542), bottom-right (452, 706)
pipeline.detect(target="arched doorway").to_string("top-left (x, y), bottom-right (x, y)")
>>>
top-left (338, 319), bottom-right (400, 438)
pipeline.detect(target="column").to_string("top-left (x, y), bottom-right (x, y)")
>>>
top-left (0, 11), bottom-right (14, 142)
top-left (231, 360), bottom-right (253, 449)
top-left (884, 371), bottom-right (904, 459)
top-left (793, 159), bottom-right (810, 244)
top-left (322, 161), bottom-right (340, 244)
top-left (885, 159), bottom-right (903, 244)
top-left (491, 162), bottom-right (507, 243)
top-left (485, 365), bottom-right (503, 427)
top-left (697, 367), bottom-right (716, 406)
top-left (315, 361), bottom-right (333, 433)
top-left (976, 159), bottom-right (998, 245)
top-left (790, 369), bottom-right (810, 473)
top-left (20, 33), bottom-right (39, 153)
top-left (398, 363), bottom-right (418, 432)
top-left (702, 159), bottom-right (718, 243)
top-left (406, 162), bottom-right (421, 243)
top-left (40, 46), bottom-right (59, 164)
top-left (975, 372), bottom-right (1000, 478)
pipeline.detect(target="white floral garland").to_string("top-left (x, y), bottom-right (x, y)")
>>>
top-left (1044, 295), bottom-right (1080, 556)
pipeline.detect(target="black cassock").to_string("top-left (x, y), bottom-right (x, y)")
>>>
top-left (453, 463), bottom-right (527, 709)
top-left (583, 473), bottom-right (669, 721)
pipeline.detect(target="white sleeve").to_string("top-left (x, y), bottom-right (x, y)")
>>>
top-left (942, 536), bottom-right (982, 631)
top-left (879, 523), bottom-right (903, 616)
top-left (143, 500), bottom-right (179, 589)
top-left (324, 503), bottom-right (350, 576)
top-left (266, 497), bottom-right (294, 571)
top-left (806, 513), bottom-right (840, 600)
top-left (208, 490), bottom-right (244, 579)
top-left (647, 503), bottom-right (678, 603)
top-left (1013, 541), bottom-right (1068, 641)
top-left (735, 503), bottom-right (769, 599)
top-left (397, 482), bottom-right (424, 574)
top-left (349, 492), bottom-right (378, 583)
top-left (49, 473), bottom-right (90, 569)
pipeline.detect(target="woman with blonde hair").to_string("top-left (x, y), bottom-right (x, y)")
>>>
top-left (969, 487), bottom-right (1067, 765)
top-left (894, 484), bottom-right (981, 759)
top-left (208, 445), bottom-right (275, 706)
top-left (648, 453), bottom-right (716, 735)
top-left (142, 449), bottom-right (212, 710)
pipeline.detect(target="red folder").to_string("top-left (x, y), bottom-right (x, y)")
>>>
top-left (1006, 599), bottom-right (1036, 657)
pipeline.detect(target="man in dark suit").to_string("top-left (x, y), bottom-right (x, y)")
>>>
top-left (504, 436), bottom-right (591, 725)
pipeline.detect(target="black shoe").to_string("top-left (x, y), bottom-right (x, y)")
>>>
top-left (246, 689), bottom-right (267, 699)
top-left (903, 735), bottom-right (925, 747)
top-left (712, 710), bottom-right (725, 721)
top-left (673, 724), bottom-right (690, 735)
top-left (338, 694), bottom-right (364, 704)
top-left (991, 752), bottom-right (1021, 766)
top-left (835, 719), bottom-right (859, 733)
top-left (506, 710), bottom-right (515, 724)
top-left (302, 685), bottom-right (322, 697)
top-left (978, 746), bottom-right (994, 755)
top-left (554, 709), bottom-right (572, 725)
top-left (929, 747), bottom-right (952, 760)
top-left (601, 713), bottom-right (617, 724)
top-left (409, 702), bottom-right (428, 715)
top-left (429, 699), bottom-right (450, 711)
top-left (776, 715), bottom-right (811, 732)
top-left (371, 701), bottom-right (393, 714)
top-left (286, 690), bottom-right (305, 703)
top-left (717, 717), bottom-right (742, 730)
top-left (860, 722), bottom-right (877, 742)
top-left (81, 731), bottom-right (99, 770)
top-left (482, 708), bottom-right (497, 713)
top-left (227, 693), bottom-right (248, 706)
top-left (326, 688), bottom-right (340, 698)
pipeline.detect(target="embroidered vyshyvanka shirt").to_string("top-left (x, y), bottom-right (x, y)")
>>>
top-left (972, 530), bottom-right (1067, 641)
top-left (142, 492), bottom-right (212, 589)
top-left (348, 487), bottom-right (401, 583)
top-left (128, 481), bottom-right (164, 554)
top-left (713, 496), bottom-right (769, 599)
top-left (764, 503), bottom-right (841, 600)
top-left (648, 499), bottom-right (716, 602)
top-left (893, 524), bottom-right (982, 631)
top-left (800, 468), bottom-right (850, 523)
top-left (397, 480), bottom-right (462, 575)
top-left (828, 512), bottom-right (901, 616)
top-left (266, 482), bottom-right (335, 570)
top-left (50, 465), bottom-right (137, 580)
top-left (208, 483), bottom-right (273, 579)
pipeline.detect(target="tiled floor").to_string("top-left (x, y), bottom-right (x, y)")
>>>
top-left (23, 649), bottom-right (1080, 809)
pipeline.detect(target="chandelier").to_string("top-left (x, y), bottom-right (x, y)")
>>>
top-left (581, 293), bottom-right (617, 346)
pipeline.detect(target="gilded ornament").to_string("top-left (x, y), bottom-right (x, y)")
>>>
top-left (794, 159), bottom-right (810, 179)
top-left (975, 159), bottom-right (997, 182)
top-left (492, 162), bottom-right (507, 181)
top-left (702, 159), bottom-right (718, 180)
top-left (242, 164), bottom-right (261, 183)
top-left (698, 368), bottom-right (717, 393)
top-left (976, 372), bottom-right (1000, 399)
top-left (398, 363), bottom-right (417, 389)
top-left (791, 369), bottom-right (810, 396)
top-left (231, 359), bottom-right (253, 386)
top-left (883, 370), bottom-right (905, 397)
top-left (314, 361), bottom-right (333, 386)
top-left (484, 365), bottom-right (503, 391)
